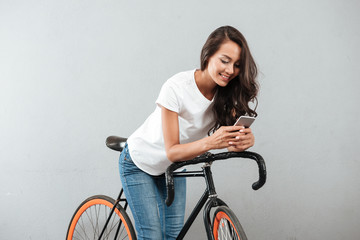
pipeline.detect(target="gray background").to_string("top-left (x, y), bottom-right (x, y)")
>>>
top-left (1, 0), bottom-right (359, 239)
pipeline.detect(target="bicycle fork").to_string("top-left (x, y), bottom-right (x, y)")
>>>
top-left (202, 163), bottom-right (228, 240)
top-left (176, 163), bottom-right (228, 240)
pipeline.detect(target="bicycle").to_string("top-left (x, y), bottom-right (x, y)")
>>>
top-left (66, 136), bottom-right (267, 240)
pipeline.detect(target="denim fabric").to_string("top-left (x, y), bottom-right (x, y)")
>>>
top-left (119, 144), bottom-right (186, 240)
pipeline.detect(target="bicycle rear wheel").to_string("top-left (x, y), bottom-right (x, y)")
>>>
top-left (212, 206), bottom-right (247, 240)
top-left (66, 195), bottom-right (136, 240)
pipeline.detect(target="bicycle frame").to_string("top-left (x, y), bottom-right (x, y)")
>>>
top-left (98, 189), bottom-right (129, 240)
top-left (93, 136), bottom-right (266, 240)
top-left (109, 162), bottom-right (227, 240)
top-left (173, 162), bottom-right (227, 240)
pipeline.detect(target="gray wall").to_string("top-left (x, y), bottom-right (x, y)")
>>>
top-left (1, 0), bottom-right (359, 239)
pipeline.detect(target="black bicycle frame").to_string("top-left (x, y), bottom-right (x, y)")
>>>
top-left (174, 163), bottom-right (227, 240)
top-left (98, 189), bottom-right (129, 240)
top-left (99, 163), bottom-right (227, 240)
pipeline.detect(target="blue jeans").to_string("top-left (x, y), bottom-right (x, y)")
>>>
top-left (119, 144), bottom-right (186, 240)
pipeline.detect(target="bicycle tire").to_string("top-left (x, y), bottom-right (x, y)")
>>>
top-left (66, 195), bottom-right (136, 240)
top-left (212, 206), bottom-right (247, 240)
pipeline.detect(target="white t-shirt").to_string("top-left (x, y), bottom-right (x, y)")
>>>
top-left (127, 69), bottom-right (215, 175)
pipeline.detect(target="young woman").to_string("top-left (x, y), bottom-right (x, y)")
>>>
top-left (119, 25), bottom-right (259, 240)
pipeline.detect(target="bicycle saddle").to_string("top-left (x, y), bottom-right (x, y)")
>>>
top-left (106, 136), bottom-right (127, 152)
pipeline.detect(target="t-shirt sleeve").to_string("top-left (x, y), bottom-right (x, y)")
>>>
top-left (156, 80), bottom-right (180, 113)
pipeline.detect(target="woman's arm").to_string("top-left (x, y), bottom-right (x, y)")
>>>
top-left (161, 106), bottom-right (245, 162)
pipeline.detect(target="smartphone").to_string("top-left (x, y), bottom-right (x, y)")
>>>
top-left (233, 116), bottom-right (256, 128)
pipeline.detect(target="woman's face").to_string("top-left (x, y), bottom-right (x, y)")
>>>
top-left (206, 40), bottom-right (241, 87)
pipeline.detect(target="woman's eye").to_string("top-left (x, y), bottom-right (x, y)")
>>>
top-left (220, 59), bottom-right (229, 64)
top-left (235, 64), bottom-right (241, 68)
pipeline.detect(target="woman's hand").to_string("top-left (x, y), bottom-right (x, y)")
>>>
top-left (207, 125), bottom-right (247, 150)
top-left (227, 127), bottom-right (255, 152)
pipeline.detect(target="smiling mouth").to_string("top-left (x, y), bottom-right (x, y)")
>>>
top-left (220, 73), bottom-right (230, 80)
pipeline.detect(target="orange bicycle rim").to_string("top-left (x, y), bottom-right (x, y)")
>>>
top-left (67, 198), bottom-right (133, 240)
top-left (213, 211), bottom-right (240, 240)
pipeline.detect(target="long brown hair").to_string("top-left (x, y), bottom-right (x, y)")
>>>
top-left (200, 26), bottom-right (259, 134)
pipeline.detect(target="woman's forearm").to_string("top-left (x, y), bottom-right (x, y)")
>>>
top-left (165, 137), bottom-right (212, 162)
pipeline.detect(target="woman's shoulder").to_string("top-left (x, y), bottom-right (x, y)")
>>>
top-left (166, 69), bottom-right (196, 86)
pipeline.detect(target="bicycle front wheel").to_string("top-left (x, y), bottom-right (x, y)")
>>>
top-left (212, 206), bottom-right (247, 240)
top-left (66, 195), bottom-right (136, 240)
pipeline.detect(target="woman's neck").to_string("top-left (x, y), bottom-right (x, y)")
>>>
top-left (194, 70), bottom-right (217, 101)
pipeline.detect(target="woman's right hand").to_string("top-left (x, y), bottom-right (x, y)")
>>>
top-left (207, 125), bottom-right (245, 149)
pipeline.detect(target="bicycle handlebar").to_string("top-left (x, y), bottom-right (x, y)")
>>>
top-left (165, 151), bottom-right (267, 206)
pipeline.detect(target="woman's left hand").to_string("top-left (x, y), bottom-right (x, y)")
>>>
top-left (227, 127), bottom-right (255, 152)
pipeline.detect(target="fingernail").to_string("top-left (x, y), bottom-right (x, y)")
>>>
top-left (236, 136), bottom-right (240, 139)
top-left (239, 129), bottom-right (244, 133)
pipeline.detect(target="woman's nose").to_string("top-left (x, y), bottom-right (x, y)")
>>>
top-left (225, 65), bottom-right (234, 74)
